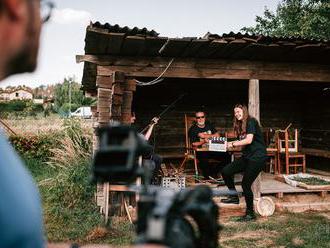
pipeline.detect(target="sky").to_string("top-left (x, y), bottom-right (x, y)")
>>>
top-left (1, 0), bottom-right (281, 88)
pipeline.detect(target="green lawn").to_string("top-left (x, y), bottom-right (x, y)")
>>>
top-left (220, 212), bottom-right (330, 248)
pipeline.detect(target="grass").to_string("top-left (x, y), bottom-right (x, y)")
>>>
top-left (29, 157), bottom-right (135, 245)
top-left (220, 212), bottom-right (330, 248)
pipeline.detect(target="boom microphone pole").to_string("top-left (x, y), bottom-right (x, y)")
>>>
top-left (140, 93), bottom-right (186, 133)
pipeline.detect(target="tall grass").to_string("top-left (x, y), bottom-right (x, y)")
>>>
top-left (33, 118), bottom-right (134, 244)
top-left (47, 118), bottom-right (92, 169)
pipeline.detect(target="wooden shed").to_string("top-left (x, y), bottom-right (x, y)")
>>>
top-left (77, 22), bottom-right (330, 215)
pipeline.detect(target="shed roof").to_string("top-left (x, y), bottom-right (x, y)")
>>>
top-left (81, 22), bottom-right (330, 91)
top-left (84, 22), bottom-right (330, 64)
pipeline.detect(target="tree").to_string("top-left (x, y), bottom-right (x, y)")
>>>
top-left (54, 77), bottom-right (95, 116)
top-left (242, 0), bottom-right (330, 40)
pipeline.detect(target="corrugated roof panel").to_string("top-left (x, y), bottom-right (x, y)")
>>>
top-left (181, 39), bottom-right (210, 57)
top-left (91, 22), bottom-right (159, 37)
top-left (143, 37), bottom-right (168, 56)
top-left (159, 38), bottom-right (192, 57)
top-left (120, 36), bottom-right (146, 56)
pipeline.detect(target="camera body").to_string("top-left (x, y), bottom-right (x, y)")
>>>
top-left (92, 124), bottom-right (220, 248)
top-left (92, 124), bottom-right (153, 184)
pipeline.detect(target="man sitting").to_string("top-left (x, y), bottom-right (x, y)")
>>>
top-left (131, 112), bottom-right (162, 185)
top-left (188, 111), bottom-right (230, 179)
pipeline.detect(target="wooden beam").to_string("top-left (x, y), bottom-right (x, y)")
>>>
top-left (76, 55), bottom-right (330, 82)
top-left (249, 79), bottom-right (261, 199)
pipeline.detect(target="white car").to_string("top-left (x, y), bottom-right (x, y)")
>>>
top-left (71, 106), bottom-right (92, 119)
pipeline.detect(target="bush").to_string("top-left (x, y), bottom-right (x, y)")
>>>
top-left (0, 100), bottom-right (44, 118)
top-left (10, 132), bottom-right (58, 161)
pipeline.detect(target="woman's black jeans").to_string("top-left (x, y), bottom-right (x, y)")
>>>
top-left (221, 157), bottom-right (265, 214)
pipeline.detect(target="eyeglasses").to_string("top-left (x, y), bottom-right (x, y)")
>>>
top-left (40, 0), bottom-right (55, 23)
top-left (196, 116), bottom-right (205, 119)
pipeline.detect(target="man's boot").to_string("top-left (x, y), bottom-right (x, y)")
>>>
top-left (220, 196), bottom-right (239, 204)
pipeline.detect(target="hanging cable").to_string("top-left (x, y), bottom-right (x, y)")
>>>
top-left (135, 58), bottom-right (174, 86)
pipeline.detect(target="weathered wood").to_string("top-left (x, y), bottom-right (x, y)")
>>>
top-left (248, 79), bottom-right (260, 121)
top-left (249, 79), bottom-right (261, 198)
top-left (123, 79), bottom-right (137, 91)
top-left (98, 65), bottom-right (330, 82)
top-left (111, 71), bottom-right (126, 83)
top-left (121, 113), bottom-right (132, 124)
top-left (98, 115), bottom-right (111, 123)
top-left (98, 112), bottom-right (111, 119)
top-left (121, 87), bottom-right (133, 124)
top-left (96, 76), bottom-right (112, 89)
top-left (97, 100), bottom-right (112, 108)
top-left (77, 55), bottom-right (330, 82)
top-left (112, 105), bottom-right (122, 117)
top-left (301, 148), bottom-right (330, 158)
top-left (97, 106), bottom-right (110, 113)
top-left (320, 191), bottom-right (327, 198)
top-left (97, 88), bottom-right (112, 98)
top-left (112, 94), bottom-right (124, 105)
top-left (276, 192), bottom-right (284, 198)
top-left (122, 91), bottom-right (133, 113)
top-left (113, 82), bottom-right (123, 95)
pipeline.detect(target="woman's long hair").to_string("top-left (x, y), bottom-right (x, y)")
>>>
top-left (233, 104), bottom-right (250, 137)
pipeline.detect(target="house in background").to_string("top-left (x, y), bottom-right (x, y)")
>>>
top-left (0, 86), bottom-right (33, 101)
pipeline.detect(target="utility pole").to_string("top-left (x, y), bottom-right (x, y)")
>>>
top-left (69, 80), bottom-right (72, 117)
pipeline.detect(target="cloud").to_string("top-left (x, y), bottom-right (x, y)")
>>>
top-left (51, 8), bottom-right (92, 25)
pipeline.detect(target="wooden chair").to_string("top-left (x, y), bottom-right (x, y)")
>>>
top-left (179, 114), bottom-right (199, 176)
top-left (263, 128), bottom-right (278, 174)
top-left (277, 128), bottom-right (306, 174)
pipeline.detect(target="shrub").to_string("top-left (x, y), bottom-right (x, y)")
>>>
top-left (10, 132), bottom-right (58, 161)
top-left (0, 100), bottom-right (44, 118)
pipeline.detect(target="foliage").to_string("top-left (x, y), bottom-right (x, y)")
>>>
top-left (18, 118), bottom-right (134, 243)
top-left (10, 132), bottom-right (58, 161)
top-left (242, 0), bottom-right (330, 40)
top-left (53, 77), bottom-right (96, 116)
top-left (0, 100), bottom-right (44, 118)
top-left (47, 118), bottom-right (92, 168)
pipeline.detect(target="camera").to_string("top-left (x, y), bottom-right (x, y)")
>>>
top-left (92, 123), bottom-right (220, 248)
top-left (92, 123), bottom-right (153, 184)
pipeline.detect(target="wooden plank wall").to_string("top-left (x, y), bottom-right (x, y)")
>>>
top-left (133, 78), bottom-right (330, 170)
top-left (300, 82), bottom-right (330, 171)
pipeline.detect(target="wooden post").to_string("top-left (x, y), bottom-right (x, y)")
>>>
top-left (248, 79), bottom-right (261, 199)
top-left (94, 75), bottom-right (114, 215)
top-left (121, 79), bottom-right (136, 124)
top-left (111, 73), bottom-right (125, 122)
